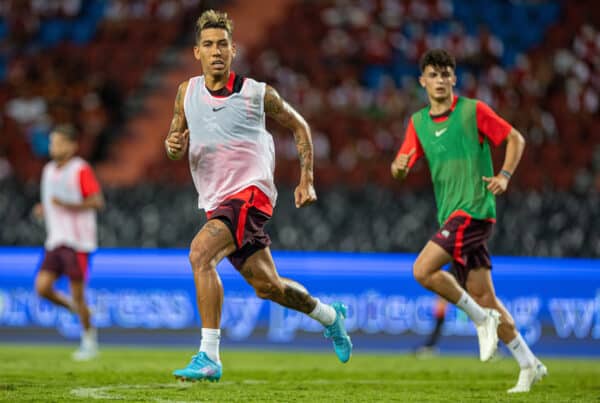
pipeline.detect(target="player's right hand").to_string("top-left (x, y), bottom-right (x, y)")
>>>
top-left (294, 180), bottom-right (317, 208)
top-left (165, 129), bottom-right (189, 160)
top-left (391, 148), bottom-right (416, 180)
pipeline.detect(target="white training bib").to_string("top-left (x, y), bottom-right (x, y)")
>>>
top-left (184, 75), bottom-right (277, 211)
top-left (41, 157), bottom-right (98, 252)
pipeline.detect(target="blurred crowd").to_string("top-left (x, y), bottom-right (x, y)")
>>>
top-left (0, 0), bottom-right (201, 180)
top-left (244, 0), bottom-right (600, 193)
top-left (2, 180), bottom-right (598, 257)
top-left (1, 0), bottom-right (599, 256)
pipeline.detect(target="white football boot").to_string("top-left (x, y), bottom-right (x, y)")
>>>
top-left (476, 308), bottom-right (501, 362)
top-left (507, 360), bottom-right (548, 393)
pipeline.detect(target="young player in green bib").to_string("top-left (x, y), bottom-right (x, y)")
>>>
top-left (391, 49), bottom-right (546, 393)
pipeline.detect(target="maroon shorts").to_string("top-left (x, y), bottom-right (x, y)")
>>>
top-left (206, 186), bottom-right (273, 271)
top-left (431, 211), bottom-right (494, 288)
top-left (39, 246), bottom-right (90, 282)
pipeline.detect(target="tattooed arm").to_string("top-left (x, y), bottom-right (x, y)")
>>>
top-left (165, 81), bottom-right (190, 160)
top-left (264, 85), bottom-right (317, 208)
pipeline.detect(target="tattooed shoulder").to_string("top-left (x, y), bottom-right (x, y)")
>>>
top-left (175, 81), bottom-right (189, 110)
top-left (169, 81), bottom-right (189, 135)
top-left (264, 85), bottom-right (283, 116)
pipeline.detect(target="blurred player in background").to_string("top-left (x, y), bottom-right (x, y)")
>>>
top-left (391, 49), bottom-right (546, 393)
top-left (415, 297), bottom-right (448, 358)
top-left (33, 124), bottom-right (104, 361)
top-left (165, 10), bottom-right (352, 382)
top-left (416, 274), bottom-right (474, 358)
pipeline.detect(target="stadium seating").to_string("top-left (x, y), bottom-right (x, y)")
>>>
top-left (0, 0), bottom-right (200, 181)
top-left (1, 177), bottom-right (598, 257)
top-left (1, 0), bottom-right (599, 257)
top-left (236, 0), bottom-right (599, 193)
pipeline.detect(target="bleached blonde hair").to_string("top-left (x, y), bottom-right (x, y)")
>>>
top-left (196, 9), bottom-right (233, 42)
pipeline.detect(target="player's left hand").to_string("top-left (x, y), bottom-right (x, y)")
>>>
top-left (32, 203), bottom-right (44, 220)
top-left (482, 174), bottom-right (509, 195)
top-left (294, 181), bottom-right (317, 208)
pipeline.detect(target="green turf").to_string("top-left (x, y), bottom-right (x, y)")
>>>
top-left (0, 345), bottom-right (598, 402)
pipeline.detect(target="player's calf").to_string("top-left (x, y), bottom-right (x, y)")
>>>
top-left (253, 280), bottom-right (286, 301)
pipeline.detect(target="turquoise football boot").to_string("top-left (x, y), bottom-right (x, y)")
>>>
top-left (324, 302), bottom-right (353, 363)
top-left (173, 352), bottom-right (222, 382)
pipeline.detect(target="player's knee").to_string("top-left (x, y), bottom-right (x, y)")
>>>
top-left (35, 282), bottom-right (52, 298)
top-left (413, 264), bottom-right (430, 287)
top-left (189, 247), bottom-right (215, 274)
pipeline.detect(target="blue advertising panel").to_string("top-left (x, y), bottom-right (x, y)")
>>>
top-left (0, 247), bottom-right (598, 357)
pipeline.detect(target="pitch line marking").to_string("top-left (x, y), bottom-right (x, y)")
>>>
top-left (71, 378), bottom-right (501, 399)
top-left (70, 383), bottom-right (194, 403)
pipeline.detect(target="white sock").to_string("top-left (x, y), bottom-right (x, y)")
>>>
top-left (507, 333), bottom-right (536, 369)
top-left (82, 328), bottom-right (97, 349)
top-left (308, 299), bottom-right (337, 326)
top-left (199, 328), bottom-right (221, 363)
top-left (456, 291), bottom-right (488, 325)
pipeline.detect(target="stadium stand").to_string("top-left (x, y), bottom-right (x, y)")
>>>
top-left (1, 0), bottom-right (599, 257)
top-left (0, 0), bottom-right (203, 181)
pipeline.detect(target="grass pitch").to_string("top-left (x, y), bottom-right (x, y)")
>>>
top-left (0, 344), bottom-right (598, 402)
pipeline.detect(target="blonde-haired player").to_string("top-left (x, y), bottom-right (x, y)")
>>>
top-left (166, 10), bottom-right (352, 382)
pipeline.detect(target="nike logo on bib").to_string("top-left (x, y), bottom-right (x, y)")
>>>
top-left (212, 106), bottom-right (226, 112)
top-left (435, 128), bottom-right (447, 137)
